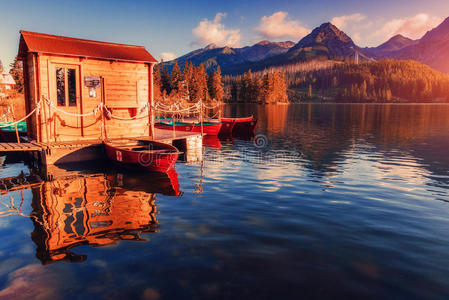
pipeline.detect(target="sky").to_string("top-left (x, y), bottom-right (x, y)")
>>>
top-left (0, 0), bottom-right (448, 69)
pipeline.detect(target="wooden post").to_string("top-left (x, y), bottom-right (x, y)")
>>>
top-left (22, 56), bottom-right (31, 138)
top-left (35, 53), bottom-right (42, 143)
top-left (172, 111), bottom-right (175, 137)
top-left (14, 123), bottom-right (20, 144)
top-left (200, 99), bottom-right (204, 137)
top-left (148, 63), bottom-right (155, 139)
top-left (100, 77), bottom-right (105, 141)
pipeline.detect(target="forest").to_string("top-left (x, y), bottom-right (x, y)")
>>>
top-left (225, 59), bottom-right (449, 103)
top-left (158, 59), bottom-right (449, 103)
top-left (155, 61), bottom-right (225, 103)
top-left (156, 61), bottom-right (289, 104)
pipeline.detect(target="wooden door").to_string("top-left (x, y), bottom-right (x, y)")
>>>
top-left (50, 64), bottom-right (82, 141)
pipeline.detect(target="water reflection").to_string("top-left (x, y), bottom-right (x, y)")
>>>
top-left (224, 103), bottom-right (449, 183)
top-left (1, 165), bottom-right (182, 265)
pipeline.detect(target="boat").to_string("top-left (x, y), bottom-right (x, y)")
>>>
top-left (155, 121), bottom-right (222, 136)
top-left (0, 122), bottom-right (27, 142)
top-left (221, 116), bottom-right (258, 135)
top-left (218, 119), bottom-right (235, 135)
top-left (104, 139), bottom-right (179, 173)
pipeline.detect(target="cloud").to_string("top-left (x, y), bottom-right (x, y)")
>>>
top-left (192, 13), bottom-right (241, 47)
top-left (375, 13), bottom-right (442, 40)
top-left (254, 12), bottom-right (310, 41)
top-left (331, 13), bottom-right (366, 29)
top-left (352, 33), bottom-right (362, 44)
top-left (160, 52), bottom-right (177, 62)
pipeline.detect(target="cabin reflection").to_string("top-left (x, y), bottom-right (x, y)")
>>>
top-left (26, 166), bottom-right (181, 265)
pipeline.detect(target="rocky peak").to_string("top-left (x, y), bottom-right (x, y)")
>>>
top-left (204, 43), bottom-right (217, 50)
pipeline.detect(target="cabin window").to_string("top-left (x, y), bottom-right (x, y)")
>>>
top-left (56, 68), bottom-right (65, 106)
top-left (56, 67), bottom-right (77, 106)
top-left (67, 69), bottom-right (77, 106)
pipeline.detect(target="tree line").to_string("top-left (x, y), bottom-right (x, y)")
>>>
top-left (224, 70), bottom-right (289, 103)
top-left (282, 59), bottom-right (449, 102)
top-left (154, 62), bottom-right (224, 103)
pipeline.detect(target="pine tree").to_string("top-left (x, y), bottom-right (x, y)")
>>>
top-left (208, 66), bottom-right (224, 102)
top-left (182, 61), bottom-right (194, 101)
top-left (9, 57), bottom-right (23, 94)
top-left (190, 64), bottom-right (208, 102)
top-left (153, 64), bottom-right (162, 101)
top-left (170, 62), bottom-right (182, 95)
top-left (159, 60), bottom-right (171, 96)
top-left (231, 80), bottom-right (239, 102)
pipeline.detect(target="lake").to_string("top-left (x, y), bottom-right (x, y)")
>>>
top-left (1, 103), bottom-right (449, 299)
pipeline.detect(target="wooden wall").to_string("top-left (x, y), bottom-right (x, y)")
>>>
top-left (25, 54), bottom-right (153, 143)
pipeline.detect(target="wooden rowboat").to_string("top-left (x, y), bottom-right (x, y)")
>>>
top-left (155, 121), bottom-right (222, 136)
top-left (104, 139), bottom-right (179, 173)
top-left (221, 116), bottom-right (258, 135)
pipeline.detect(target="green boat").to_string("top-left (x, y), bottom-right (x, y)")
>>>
top-left (0, 122), bottom-right (27, 133)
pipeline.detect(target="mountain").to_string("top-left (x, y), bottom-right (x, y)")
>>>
top-left (362, 34), bottom-right (417, 58)
top-left (164, 41), bottom-right (294, 72)
top-left (164, 17), bottom-right (449, 74)
top-left (238, 41), bottom-right (295, 62)
top-left (376, 35), bottom-right (417, 52)
top-left (286, 22), bottom-right (358, 60)
top-left (390, 17), bottom-right (449, 73)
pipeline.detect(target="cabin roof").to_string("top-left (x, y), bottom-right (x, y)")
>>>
top-left (18, 31), bottom-right (158, 63)
top-left (0, 72), bottom-right (15, 85)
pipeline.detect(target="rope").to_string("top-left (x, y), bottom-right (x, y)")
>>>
top-left (201, 102), bottom-right (220, 109)
top-left (0, 99), bottom-right (42, 128)
top-left (44, 97), bottom-right (102, 117)
top-left (103, 104), bottom-right (149, 120)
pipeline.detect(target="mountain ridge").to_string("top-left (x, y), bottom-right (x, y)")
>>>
top-left (165, 16), bottom-right (449, 74)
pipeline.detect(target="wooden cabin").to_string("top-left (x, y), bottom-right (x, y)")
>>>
top-left (17, 31), bottom-right (157, 143)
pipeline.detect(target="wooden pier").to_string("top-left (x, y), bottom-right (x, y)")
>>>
top-left (0, 128), bottom-right (202, 164)
top-left (0, 142), bottom-right (44, 152)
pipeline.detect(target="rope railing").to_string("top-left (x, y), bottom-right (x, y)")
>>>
top-left (103, 104), bottom-right (149, 120)
top-left (0, 96), bottom-right (222, 130)
top-left (44, 97), bottom-right (102, 117)
top-left (0, 99), bottom-right (42, 128)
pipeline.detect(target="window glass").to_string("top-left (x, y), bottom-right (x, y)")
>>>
top-left (56, 68), bottom-right (65, 106)
top-left (67, 68), bottom-right (77, 106)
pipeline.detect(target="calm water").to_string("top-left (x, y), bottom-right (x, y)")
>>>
top-left (1, 104), bottom-right (449, 300)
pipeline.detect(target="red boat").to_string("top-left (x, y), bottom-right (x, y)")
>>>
top-left (218, 119), bottom-right (235, 135)
top-left (104, 139), bottom-right (179, 173)
top-left (221, 116), bottom-right (258, 135)
top-left (155, 121), bottom-right (222, 136)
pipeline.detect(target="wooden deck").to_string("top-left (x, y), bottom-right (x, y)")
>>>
top-left (0, 128), bottom-right (201, 153)
top-left (0, 142), bottom-right (45, 152)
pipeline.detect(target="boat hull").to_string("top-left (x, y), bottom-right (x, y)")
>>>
top-left (155, 122), bottom-right (222, 136)
top-left (218, 119), bottom-right (235, 135)
top-left (105, 140), bottom-right (179, 173)
top-left (221, 117), bottom-right (257, 135)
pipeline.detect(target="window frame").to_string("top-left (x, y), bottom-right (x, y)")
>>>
top-left (54, 65), bottom-right (79, 107)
